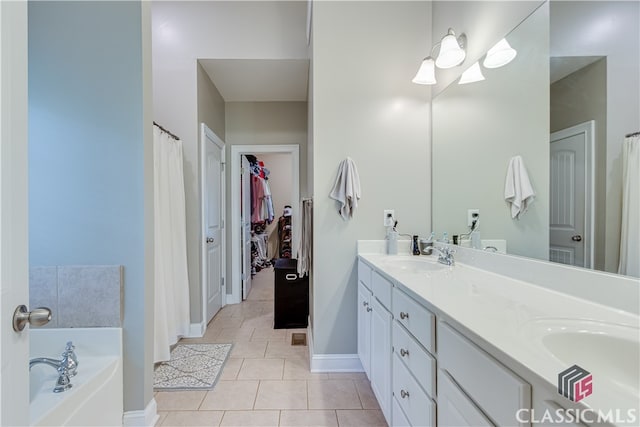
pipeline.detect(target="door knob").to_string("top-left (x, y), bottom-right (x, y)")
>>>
top-left (571, 235), bottom-right (582, 242)
top-left (206, 237), bottom-right (214, 243)
top-left (13, 305), bottom-right (52, 332)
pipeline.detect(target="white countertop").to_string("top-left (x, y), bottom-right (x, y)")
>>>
top-left (358, 251), bottom-right (640, 421)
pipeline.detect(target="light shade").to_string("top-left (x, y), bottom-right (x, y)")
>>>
top-left (459, 62), bottom-right (485, 84)
top-left (435, 30), bottom-right (466, 69)
top-left (412, 57), bottom-right (437, 85)
top-left (483, 38), bottom-right (517, 68)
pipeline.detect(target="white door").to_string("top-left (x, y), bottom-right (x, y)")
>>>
top-left (201, 124), bottom-right (225, 324)
top-left (241, 156), bottom-right (253, 300)
top-left (0, 1), bottom-right (30, 424)
top-left (370, 298), bottom-right (392, 422)
top-left (549, 121), bottom-right (594, 267)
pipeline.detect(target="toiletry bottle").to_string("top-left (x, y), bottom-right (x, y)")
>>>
top-left (387, 228), bottom-right (398, 255)
top-left (471, 230), bottom-right (481, 249)
top-left (412, 235), bottom-right (420, 255)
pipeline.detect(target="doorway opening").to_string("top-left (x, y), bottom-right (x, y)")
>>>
top-left (230, 145), bottom-right (300, 305)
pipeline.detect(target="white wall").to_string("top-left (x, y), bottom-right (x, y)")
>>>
top-left (311, 1), bottom-right (431, 355)
top-left (256, 153), bottom-right (293, 256)
top-left (550, 0), bottom-right (640, 272)
top-left (152, 1), bottom-right (308, 322)
top-left (29, 1), bottom-right (154, 412)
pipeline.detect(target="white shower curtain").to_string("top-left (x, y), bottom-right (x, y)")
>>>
top-left (618, 134), bottom-right (640, 278)
top-left (153, 125), bottom-right (191, 362)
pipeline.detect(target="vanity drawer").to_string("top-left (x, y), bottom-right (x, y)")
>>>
top-left (392, 396), bottom-right (411, 427)
top-left (392, 321), bottom-right (436, 398)
top-left (358, 260), bottom-right (372, 291)
top-left (393, 354), bottom-right (436, 427)
top-left (438, 322), bottom-right (531, 427)
top-left (392, 287), bottom-right (435, 352)
top-left (372, 271), bottom-right (392, 310)
top-left (438, 369), bottom-right (494, 427)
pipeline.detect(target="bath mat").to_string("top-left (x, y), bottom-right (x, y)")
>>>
top-left (153, 343), bottom-right (232, 391)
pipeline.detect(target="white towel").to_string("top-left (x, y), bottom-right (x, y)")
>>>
top-left (504, 155), bottom-right (535, 219)
top-left (329, 157), bottom-right (361, 220)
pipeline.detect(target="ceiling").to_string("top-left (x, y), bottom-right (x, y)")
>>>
top-left (199, 59), bottom-right (310, 102)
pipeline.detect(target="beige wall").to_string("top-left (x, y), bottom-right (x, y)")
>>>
top-left (256, 153), bottom-right (293, 256)
top-left (312, 1), bottom-right (431, 354)
top-left (551, 58), bottom-right (607, 270)
top-left (198, 61), bottom-right (226, 138)
top-left (225, 101), bottom-right (307, 293)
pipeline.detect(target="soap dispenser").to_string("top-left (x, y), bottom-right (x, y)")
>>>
top-left (386, 222), bottom-right (398, 255)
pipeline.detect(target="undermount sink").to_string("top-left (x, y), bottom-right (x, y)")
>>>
top-left (521, 319), bottom-right (640, 395)
top-left (380, 256), bottom-right (447, 272)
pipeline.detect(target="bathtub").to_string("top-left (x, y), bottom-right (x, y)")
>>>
top-left (29, 328), bottom-right (123, 426)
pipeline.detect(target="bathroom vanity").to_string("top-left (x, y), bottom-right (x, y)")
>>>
top-left (357, 242), bottom-right (639, 427)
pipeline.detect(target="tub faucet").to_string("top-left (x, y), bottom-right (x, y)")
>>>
top-left (29, 341), bottom-right (78, 393)
top-left (432, 246), bottom-right (456, 266)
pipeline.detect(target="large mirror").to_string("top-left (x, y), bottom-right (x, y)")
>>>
top-left (432, 1), bottom-right (640, 277)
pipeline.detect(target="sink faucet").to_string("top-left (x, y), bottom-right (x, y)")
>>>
top-left (29, 341), bottom-right (78, 393)
top-left (431, 246), bottom-right (456, 266)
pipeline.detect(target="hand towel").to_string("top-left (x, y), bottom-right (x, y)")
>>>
top-left (504, 155), bottom-right (535, 219)
top-left (329, 157), bottom-right (361, 220)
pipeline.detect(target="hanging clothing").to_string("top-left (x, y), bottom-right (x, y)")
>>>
top-left (251, 175), bottom-right (265, 223)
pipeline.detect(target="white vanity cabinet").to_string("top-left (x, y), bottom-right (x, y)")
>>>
top-left (438, 321), bottom-right (531, 427)
top-left (357, 261), bottom-right (393, 423)
top-left (392, 286), bottom-right (437, 427)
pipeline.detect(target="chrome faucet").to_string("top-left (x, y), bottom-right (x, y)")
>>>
top-left (432, 246), bottom-right (456, 266)
top-left (29, 341), bottom-right (78, 393)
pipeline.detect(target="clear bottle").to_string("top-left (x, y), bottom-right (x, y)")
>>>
top-left (386, 228), bottom-right (398, 255)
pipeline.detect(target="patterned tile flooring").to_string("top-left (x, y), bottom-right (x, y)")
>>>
top-left (155, 267), bottom-right (386, 427)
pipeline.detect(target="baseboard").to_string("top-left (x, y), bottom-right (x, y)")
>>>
top-left (187, 321), bottom-right (206, 338)
top-left (123, 397), bottom-right (158, 427)
top-left (307, 323), bottom-right (364, 373)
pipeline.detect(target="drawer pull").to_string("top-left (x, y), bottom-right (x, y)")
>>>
top-left (366, 307), bottom-right (372, 312)
top-left (400, 348), bottom-right (409, 357)
top-left (362, 301), bottom-right (369, 307)
top-left (285, 274), bottom-right (298, 281)
top-left (400, 311), bottom-right (409, 320)
top-left (400, 389), bottom-right (410, 398)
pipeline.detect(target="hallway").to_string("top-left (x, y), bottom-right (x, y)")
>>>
top-left (155, 268), bottom-right (386, 426)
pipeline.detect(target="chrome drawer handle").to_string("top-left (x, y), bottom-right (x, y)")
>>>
top-left (285, 274), bottom-right (298, 280)
top-left (400, 311), bottom-right (409, 320)
top-left (400, 389), bottom-right (410, 398)
top-left (362, 301), bottom-right (369, 307)
top-left (400, 348), bottom-right (409, 357)
top-left (366, 307), bottom-right (372, 312)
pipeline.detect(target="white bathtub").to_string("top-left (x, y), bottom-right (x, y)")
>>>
top-left (29, 328), bottom-right (123, 426)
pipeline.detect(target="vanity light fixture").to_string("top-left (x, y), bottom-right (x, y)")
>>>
top-left (483, 38), bottom-right (517, 68)
top-left (412, 56), bottom-right (437, 85)
top-left (458, 61), bottom-right (485, 84)
top-left (435, 28), bottom-right (467, 69)
top-left (413, 28), bottom-right (467, 84)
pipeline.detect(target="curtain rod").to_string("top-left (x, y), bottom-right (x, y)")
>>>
top-left (626, 131), bottom-right (640, 138)
top-left (153, 121), bottom-right (180, 140)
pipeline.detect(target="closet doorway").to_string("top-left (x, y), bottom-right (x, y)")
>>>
top-left (230, 145), bottom-right (299, 304)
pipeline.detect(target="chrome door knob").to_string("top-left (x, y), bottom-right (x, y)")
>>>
top-left (400, 311), bottom-right (409, 320)
top-left (13, 305), bottom-right (52, 332)
top-left (206, 237), bottom-right (214, 243)
top-left (571, 235), bottom-right (582, 242)
top-left (400, 348), bottom-right (409, 357)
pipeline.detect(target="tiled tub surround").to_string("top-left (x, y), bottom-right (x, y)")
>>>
top-left (29, 265), bottom-right (123, 327)
top-left (357, 241), bottom-right (640, 426)
top-left (30, 328), bottom-right (123, 426)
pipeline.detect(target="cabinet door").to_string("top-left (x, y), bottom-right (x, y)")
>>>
top-left (357, 281), bottom-right (372, 377)
top-left (370, 297), bottom-right (392, 424)
top-left (438, 370), bottom-right (494, 427)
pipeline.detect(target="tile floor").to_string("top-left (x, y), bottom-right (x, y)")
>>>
top-left (155, 267), bottom-right (387, 427)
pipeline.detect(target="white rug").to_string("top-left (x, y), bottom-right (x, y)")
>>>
top-left (154, 343), bottom-right (232, 391)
